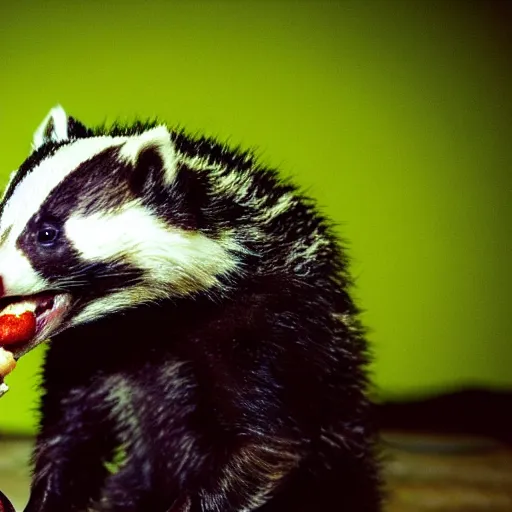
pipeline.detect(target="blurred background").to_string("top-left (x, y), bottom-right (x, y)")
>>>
top-left (0, 1), bottom-right (511, 510)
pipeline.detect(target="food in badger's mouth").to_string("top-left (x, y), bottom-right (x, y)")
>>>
top-left (0, 293), bottom-right (73, 397)
top-left (0, 304), bottom-right (37, 345)
top-left (0, 294), bottom-right (72, 350)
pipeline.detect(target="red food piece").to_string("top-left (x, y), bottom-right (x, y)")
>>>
top-left (0, 312), bottom-right (37, 345)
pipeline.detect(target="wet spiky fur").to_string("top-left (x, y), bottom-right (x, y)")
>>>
top-left (0, 107), bottom-right (381, 512)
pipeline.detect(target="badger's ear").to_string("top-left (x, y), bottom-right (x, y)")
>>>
top-left (119, 125), bottom-right (177, 193)
top-left (32, 105), bottom-right (90, 151)
top-left (32, 105), bottom-right (70, 150)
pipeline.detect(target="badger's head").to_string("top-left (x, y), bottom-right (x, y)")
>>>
top-left (0, 106), bottom-right (243, 358)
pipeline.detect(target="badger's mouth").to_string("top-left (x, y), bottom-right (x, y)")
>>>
top-left (0, 292), bottom-right (73, 359)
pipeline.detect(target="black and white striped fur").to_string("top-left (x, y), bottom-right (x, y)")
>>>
top-left (0, 106), bottom-right (381, 511)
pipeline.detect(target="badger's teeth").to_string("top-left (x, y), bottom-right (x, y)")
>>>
top-left (0, 300), bottom-right (37, 317)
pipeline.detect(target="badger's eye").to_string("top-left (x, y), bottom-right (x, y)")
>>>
top-left (37, 223), bottom-right (60, 246)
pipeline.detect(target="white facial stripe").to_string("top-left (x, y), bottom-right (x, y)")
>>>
top-left (118, 125), bottom-right (177, 185)
top-left (65, 202), bottom-right (240, 297)
top-left (0, 136), bottom-right (129, 243)
top-left (0, 244), bottom-right (48, 296)
top-left (0, 170), bottom-right (18, 202)
top-left (32, 105), bottom-right (70, 150)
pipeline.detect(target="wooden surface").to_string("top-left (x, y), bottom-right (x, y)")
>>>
top-left (382, 432), bottom-right (512, 511)
top-left (1, 433), bottom-right (512, 511)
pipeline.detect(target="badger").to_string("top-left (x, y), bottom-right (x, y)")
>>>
top-left (0, 106), bottom-right (381, 512)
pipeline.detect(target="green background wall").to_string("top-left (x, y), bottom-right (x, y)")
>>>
top-left (0, 0), bottom-right (511, 434)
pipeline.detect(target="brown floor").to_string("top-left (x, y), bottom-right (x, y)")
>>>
top-left (382, 432), bottom-right (512, 511)
top-left (1, 433), bottom-right (512, 511)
